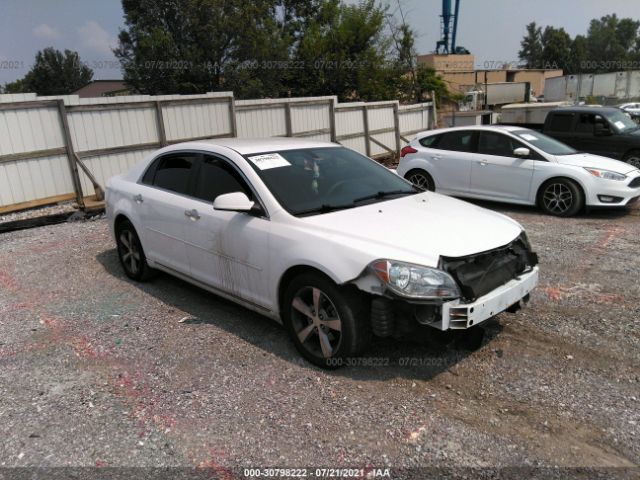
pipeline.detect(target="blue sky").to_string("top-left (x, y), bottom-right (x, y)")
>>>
top-left (1, 0), bottom-right (639, 85)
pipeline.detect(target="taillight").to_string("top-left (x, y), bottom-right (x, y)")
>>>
top-left (400, 146), bottom-right (418, 158)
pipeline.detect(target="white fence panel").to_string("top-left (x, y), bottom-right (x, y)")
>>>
top-left (68, 106), bottom-right (159, 152)
top-left (162, 100), bottom-right (232, 142)
top-left (0, 106), bottom-right (63, 156)
top-left (236, 101), bottom-right (287, 138)
top-left (0, 92), bottom-right (433, 213)
top-left (0, 154), bottom-right (73, 206)
top-left (78, 149), bottom-right (157, 197)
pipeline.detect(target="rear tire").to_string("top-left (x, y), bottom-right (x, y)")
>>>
top-left (538, 178), bottom-right (584, 217)
top-left (282, 272), bottom-right (371, 369)
top-left (623, 150), bottom-right (640, 169)
top-left (405, 169), bottom-right (435, 191)
top-left (115, 220), bottom-right (155, 281)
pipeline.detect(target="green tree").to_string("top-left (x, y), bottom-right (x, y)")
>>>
top-left (585, 14), bottom-right (640, 72)
top-left (518, 22), bottom-right (543, 68)
top-left (115, 0), bottom-right (307, 97)
top-left (3, 48), bottom-right (93, 95)
top-left (540, 26), bottom-right (572, 71)
top-left (292, 0), bottom-right (391, 100)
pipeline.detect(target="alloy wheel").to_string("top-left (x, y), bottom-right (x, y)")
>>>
top-left (542, 183), bottom-right (574, 215)
top-left (407, 172), bottom-right (433, 191)
top-left (119, 230), bottom-right (141, 276)
top-left (291, 286), bottom-right (342, 359)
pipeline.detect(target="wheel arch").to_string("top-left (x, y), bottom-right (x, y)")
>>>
top-left (534, 175), bottom-right (587, 207)
top-left (277, 265), bottom-right (350, 320)
top-left (114, 213), bottom-right (132, 233)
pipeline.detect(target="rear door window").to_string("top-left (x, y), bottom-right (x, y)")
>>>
top-left (478, 131), bottom-right (538, 158)
top-left (144, 153), bottom-right (197, 195)
top-left (547, 113), bottom-right (574, 133)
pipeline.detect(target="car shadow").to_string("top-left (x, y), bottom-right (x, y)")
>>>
top-left (96, 249), bottom-right (504, 381)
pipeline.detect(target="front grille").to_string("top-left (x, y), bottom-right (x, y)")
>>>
top-left (629, 177), bottom-right (640, 188)
top-left (440, 236), bottom-right (538, 302)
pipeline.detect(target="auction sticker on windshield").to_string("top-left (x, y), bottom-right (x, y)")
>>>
top-left (614, 121), bottom-right (626, 130)
top-left (520, 133), bottom-right (539, 141)
top-left (248, 153), bottom-right (291, 170)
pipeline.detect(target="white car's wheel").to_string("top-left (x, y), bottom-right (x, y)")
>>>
top-left (283, 273), bottom-right (371, 369)
top-left (115, 219), bottom-right (155, 281)
top-left (405, 169), bottom-right (435, 191)
top-left (538, 179), bottom-right (583, 217)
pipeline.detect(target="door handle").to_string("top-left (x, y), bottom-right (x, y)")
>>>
top-left (478, 160), bottom-right (488, 166)
top-left (184, 209), bottom-right (200, 221)
top-left (133, 194), bottom-right (143, 203)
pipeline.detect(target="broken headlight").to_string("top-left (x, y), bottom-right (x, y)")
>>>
top-left (370, 259), bottom-right (460, 300)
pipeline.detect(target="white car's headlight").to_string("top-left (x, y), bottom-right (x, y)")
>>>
top-left (584, 168), bottom-right (626, 181)
top-left (370, 259), bottom-right (460, 299)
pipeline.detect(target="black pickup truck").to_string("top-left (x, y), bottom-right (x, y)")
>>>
top-left (542, 106), bottom-right (640, 168)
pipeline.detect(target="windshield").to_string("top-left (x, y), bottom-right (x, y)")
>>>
top-left (512, 129), bottom-right (577, 156)
top-left (244, 147), bottom-right (418, 216)
top-left (605, 109), bottom-right (638, 133)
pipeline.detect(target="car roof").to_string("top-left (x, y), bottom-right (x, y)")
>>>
top-left (164, 137), bottom-right (337, 155)
top-left (417, 125), bottom-right (525, 137)
top-left (553, 106), bottom-right (621, 114)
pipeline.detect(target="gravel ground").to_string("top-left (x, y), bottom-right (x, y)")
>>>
top-left (0, 201), bottom-right (77, 224)
top-left (0, 201), bottom-right (638, 479)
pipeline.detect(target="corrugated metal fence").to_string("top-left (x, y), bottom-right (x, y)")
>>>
top-left (0, 92), bottom-right (434, 213)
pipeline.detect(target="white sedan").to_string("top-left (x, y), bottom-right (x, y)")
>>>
top-left (106, 138), bottom-right (539, 368)
top-left (397, 126), bottom-right (640, 216)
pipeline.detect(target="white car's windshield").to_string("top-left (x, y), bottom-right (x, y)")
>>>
top-left (512, 130), bottom-right (577, 156)
top-left (245, 147), bottom-right (418, 216)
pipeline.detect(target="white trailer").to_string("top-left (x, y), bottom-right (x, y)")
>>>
top-left (499, 101), bottom-right (572, 128)
top-left (462, 82), bottom-right (531, 111)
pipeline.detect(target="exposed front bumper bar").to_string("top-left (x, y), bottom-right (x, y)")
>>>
top-left (438, 266), bottom-right (539, 330)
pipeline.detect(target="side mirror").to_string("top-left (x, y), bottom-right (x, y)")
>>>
top-left (213, 192), bottom-right (254, 212)
top-left (594, 123), bottom-right (612, 136)
top-left (513, 147), bottom-right (530, 158)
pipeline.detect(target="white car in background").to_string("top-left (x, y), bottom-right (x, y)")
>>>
top-left (397, 126), bottom-right (640, 216)
top-left (106, 138), bottom-right (539, 368)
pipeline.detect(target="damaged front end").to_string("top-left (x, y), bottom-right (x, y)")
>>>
top-left (352, 232), bottom-right (539, 337)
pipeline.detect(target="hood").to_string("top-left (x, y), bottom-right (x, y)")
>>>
top-left (297, 192), bottom-right (523, 267)
top-left (555, 153), bottom-right (637, 175)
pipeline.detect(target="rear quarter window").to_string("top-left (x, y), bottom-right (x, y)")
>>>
top-left (419, 134), bottom-right (441, 148)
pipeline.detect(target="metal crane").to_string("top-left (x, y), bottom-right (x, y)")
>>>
top-left (435, 0), bottom-right (468, 54)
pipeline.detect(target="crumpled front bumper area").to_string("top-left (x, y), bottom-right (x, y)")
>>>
top-left (440, 236), bottom-right (539, 301)
top-left (441, 266), bottom-right (539, 330)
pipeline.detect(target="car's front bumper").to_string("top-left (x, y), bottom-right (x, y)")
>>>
top-left (585, 172), bottom-right (640, 207)
top-left (437, 266), bottom-right (539, 330)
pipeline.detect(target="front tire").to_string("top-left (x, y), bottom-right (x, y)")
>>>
top-left (282, 273), bottom-right (371, 369)
top-left (538, 178), bottom-right (584, 217)
top-left (405, 169), bottom-right (435, 191)
top-left (115, 220), bottom-right (154, 281)
top-left (623, 150), bottom-right (640, 169)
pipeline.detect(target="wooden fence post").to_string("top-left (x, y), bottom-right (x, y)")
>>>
top-left (393, 102), bottom-right (401, 156)
top-left (56, 100), bottom-right (84, 207)
top-left (328, 99), bottom-right (337, 142)
top-left (229, 96), bottom-right (238, 137)
top-left (363, 105), bottom-right (371, 157)
top-left (155, 101), bottom-right (167, 146)
top-left (284, 102), bottom-right (293, 137)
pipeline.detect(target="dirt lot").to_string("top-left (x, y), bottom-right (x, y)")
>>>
top-left (0, 202), bottom-right (638, 479)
